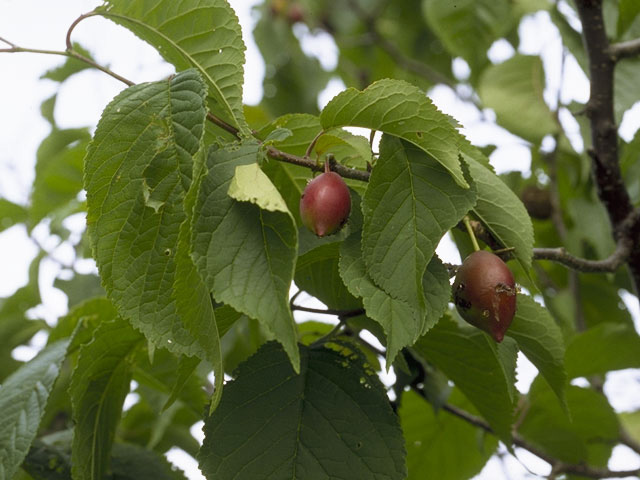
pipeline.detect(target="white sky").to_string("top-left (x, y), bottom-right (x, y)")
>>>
top-left (1, 1), bottom-right (639, 479)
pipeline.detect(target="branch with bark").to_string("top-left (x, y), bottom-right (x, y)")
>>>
top-left (575, 0), bottom-right (640, 294)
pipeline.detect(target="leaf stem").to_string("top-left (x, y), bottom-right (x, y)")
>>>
top-left (65, 11), bottom-right (99, 52)
top-left (304, 129), bottom-right (325, 159)
top-left (463, 215), bottom-right (481, 252)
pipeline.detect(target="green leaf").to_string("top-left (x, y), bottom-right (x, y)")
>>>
top-left (0, 254), bottom-right (45, 380)
top-left (40, 43), bottom-right (95, 83)
top-left (362, 135), bottom-right (476, 319)
top-left (618, 0), bottom-right (640, 38)
top-left (620, 410), bottom-right (640, 444)
top-left (70, 317), bottom-right (143, 480)
top-left (478, 55), bottom-right (558, 143)
top-left (320, 78), bottom-right (469, 188)
top-left (198, 342), bottom-right (407, 479)
top-left (85, 69), bottom-right (217, 362)
top-left (518, 377), bottom-right (618, 466)
top-left (413, 316), bottom-right (516, 443)
top-left (23, 433), bottom-right (189, 480)
top-left (340, 228), bottom-right (423, 365)
top-left (258, 113), bottom-right (322, 156)
top-left (175, 141), bottom-right (225, 411)
top-left (110, 442), bottom-right (189, 479)
top-left (228, 163), bottom-right (290, 214)
top-left (261, 161), bottom-right (311, 227)
top-left (0, 340), bottom-right (70, 480)
top-left (401, 389), bottom-right (498, 480)
top-left (99, 0), bottom-right (249, 135)
top-left (294, 242), bottom-right (362, 311)
top-left (422, 0), bottom-right (512, 72)
top-left (464, 152), bottom-right (534, 270)
top-left (0, 198), bottom-right (28, 233)
top-left (31, 127), bottom-right (89, 225)
top-left (253, 13), bottom-right (329, 117)
top-left (263, 127), bottom-right (293, 143)
top-left (565, 322), bottom-right (640, 378)
top-left (191, 141), bottom-right (300, 371)
top-left (162, 354), bottom-right (202, 411)
top-left (48, 297), bottom-right (117, 347)
top-left (507, 295), bottom-right (567, 409)
top-left (315, 129), bottom-right (373, 170)
top-left (53, 273), bottom-right (105, 308)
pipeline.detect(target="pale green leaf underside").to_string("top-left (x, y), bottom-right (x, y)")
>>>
top-left (198, 342), bottom-right (407, 479)
top-left (191, 141), bottom-right (300, 371)
top-left (507, 295), bottom-right (567, 410)
top-left (70, 317), bottom-right (143, 480)
top-left (99, 0), bottom-right (249, 135)
top-left (320, 78), bottom-right (469, 187)
top-left (85, 69), bottom-right (217, 360)
top-left (414, 316), bottom-right (515, 443)
top-left (228, 163), bottom-right (290, 214)
top-left (478, 54), bottom-right (558, 143)
top-left (565, 322), bottom-right (640, 378)
top-left (464, 152), bottom-right (534, 270)
top-left (0, 340), bottom-right (69, 480)
top-left (363, 136), bottom-right (476, 319)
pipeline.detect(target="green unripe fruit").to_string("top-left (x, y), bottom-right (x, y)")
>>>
top-left (452, 250), bottom-right (517, 342)
top-left (299, 166), bottom-right (351, 237)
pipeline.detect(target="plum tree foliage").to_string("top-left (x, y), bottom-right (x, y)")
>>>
top-left (1, 0), bottom-right (640, 479)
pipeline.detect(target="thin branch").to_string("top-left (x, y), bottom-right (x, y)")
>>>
top-left (0, 39), bottom-right (135, 87)
top-left (533, 243), bottom-right (630, 273)
top-left (206, 112), bottom-right (240, 139)
top-left (0, 35), bottom-right (17, 48)
top-left (609, 37), bottom-right (640, 61)
top-left (461, 210), bottom-right (640, 274)
top-left (290, 303), bottom-right (365, 319)
top-left (265, 146), bottom-right (371, 182)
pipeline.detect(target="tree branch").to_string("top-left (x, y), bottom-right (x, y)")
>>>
top-left (575, 0), bottom-right (640, 294)
top-left (532, 242), bottom-right (630, 273)
top-left (265, 146), bottom-right (371, 182)
top-left (461, 209), bottom-right (640, 274)
top-left (290, 303), bottom-right (365, 319)
top-left (609, 37), bottom-right (640, 61)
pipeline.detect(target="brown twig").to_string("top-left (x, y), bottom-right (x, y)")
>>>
top-left (265, 146), bottom-right (370, 182)
top-left (609, 38), bottom-right (640, 61)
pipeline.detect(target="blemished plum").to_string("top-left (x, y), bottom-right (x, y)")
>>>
top-left (452, 250), bottom-right (517, 342)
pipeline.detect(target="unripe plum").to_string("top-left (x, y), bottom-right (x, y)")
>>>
top-left (300, 166), bottom-right (351, 237)
top-left (452, 250), bottom-right (517, 342)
